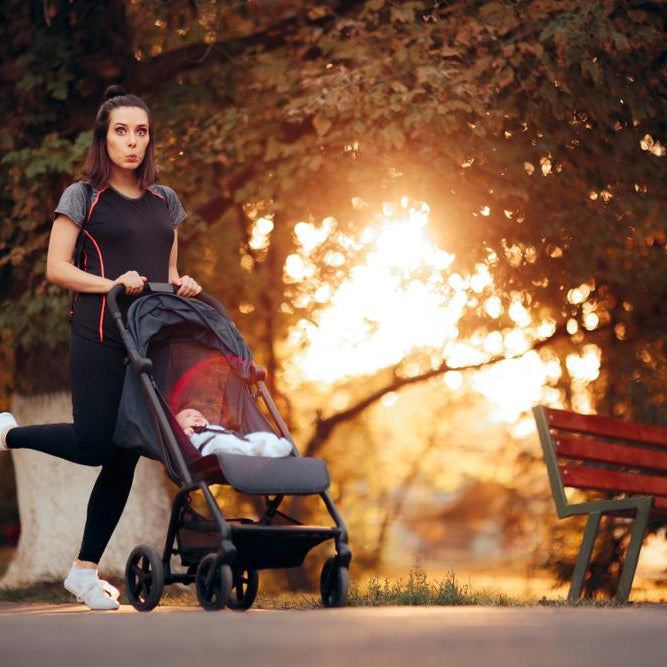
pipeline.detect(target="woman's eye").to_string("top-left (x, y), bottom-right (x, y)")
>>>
top-left (138, 128), bottom-right (148, 136)
top-left (115, 127), bottom-right (125, 135)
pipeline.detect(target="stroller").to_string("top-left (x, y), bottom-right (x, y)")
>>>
top-left (108, 283), bottom-right (351, 612)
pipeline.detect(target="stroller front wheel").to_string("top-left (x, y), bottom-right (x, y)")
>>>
top-left (196, 554), bottom-right (233, 611)
top-left (125, 545), bottom-right (165, 612)
top-left (320, 556), bottom-right (349, 608)
top-left (227, 568), bottom-right (259, 611)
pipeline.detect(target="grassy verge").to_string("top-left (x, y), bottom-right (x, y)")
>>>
top-left (0, 568), bottom-right (512, 608)
top-left (349, 568), bottom-right (513, 607)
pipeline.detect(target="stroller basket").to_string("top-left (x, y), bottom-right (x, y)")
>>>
top-left (177, 507), bottom-right (337, 570)
top-left (176, 507), bottom-right (224, 566)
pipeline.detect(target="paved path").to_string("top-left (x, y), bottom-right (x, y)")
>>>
top-left (1, 603), bottom-right (666, 667)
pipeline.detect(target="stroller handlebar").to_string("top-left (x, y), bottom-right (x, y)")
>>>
top-left (106, 282), bottom-right (230, 349)
top-left (107, 281), bottom-right (225, 314)
top-left (107, 281), bottom-right (176, 310)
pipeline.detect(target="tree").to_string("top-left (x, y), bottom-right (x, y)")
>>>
top-left (2, 0), bottom-right (667, 585)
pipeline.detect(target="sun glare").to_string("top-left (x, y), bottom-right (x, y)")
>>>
top-left (283, 199), bottom-right (598, 427)
top-left (285, 203), bottom-right (458, 382)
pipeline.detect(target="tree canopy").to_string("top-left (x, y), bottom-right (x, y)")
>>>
top-left (1, 0), bottom-right (666, 420)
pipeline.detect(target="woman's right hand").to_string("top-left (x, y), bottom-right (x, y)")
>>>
top-left (111, 271), bottom-right (147, 295)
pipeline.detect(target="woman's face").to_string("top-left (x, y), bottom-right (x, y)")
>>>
top-left (106, 106), bottom-right (150, 172)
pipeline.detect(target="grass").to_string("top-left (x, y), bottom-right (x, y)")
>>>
top-left (0, 568), bottom-right (512, 608)
top-left (349, 568), bottom-right (513, 607)
top-left (537, 596), bottom-right (626, 608)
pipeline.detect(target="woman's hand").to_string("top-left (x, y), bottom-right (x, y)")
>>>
top-left (112, 271), bottom-right (147, 295)
top-left (172, 274), bottom-right (202, 297)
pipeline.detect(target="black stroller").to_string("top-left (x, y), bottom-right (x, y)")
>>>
top-left (108, 283), bottom-right (351, 612)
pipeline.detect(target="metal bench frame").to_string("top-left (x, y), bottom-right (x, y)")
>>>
top-left (533, 405), bottom-right (654, 603)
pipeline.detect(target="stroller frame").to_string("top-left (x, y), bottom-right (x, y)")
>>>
top-left (108, 283), bottom-right (351, 611)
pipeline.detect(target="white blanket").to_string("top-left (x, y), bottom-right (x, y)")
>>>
top-left (190, 427), bottom-right (292, 458)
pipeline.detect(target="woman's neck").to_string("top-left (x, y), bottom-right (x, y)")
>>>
top-left (108, 167), bottom-right (142, 197)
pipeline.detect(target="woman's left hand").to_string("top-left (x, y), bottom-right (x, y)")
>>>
top-left (172, 275), bottom-right (202, 297)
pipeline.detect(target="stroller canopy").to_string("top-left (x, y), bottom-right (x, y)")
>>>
top-left (113, 293), bottom-right (274, 461)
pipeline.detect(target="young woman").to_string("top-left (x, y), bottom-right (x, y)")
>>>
top-left (0, 85), bottom-right (201, 610)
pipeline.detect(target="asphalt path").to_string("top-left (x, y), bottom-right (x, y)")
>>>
top-left (1, 602), bottom-right (666, 667)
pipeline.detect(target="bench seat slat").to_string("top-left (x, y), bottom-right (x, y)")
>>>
top-left (653, 496), bottom-right (667, 510)
top-left (560, 463), bottom-right (667, 498)
top-left (556, 436), bottom-right (667, 474)
top-left (545, 407), bottom-right (667, 448)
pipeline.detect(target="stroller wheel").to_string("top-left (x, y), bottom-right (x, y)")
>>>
top-left (196, 554), bottom-right (233, 611)
top-left (125, 545), bottom-right (165, 612)
top-left (227, 568), bottom-right (259, 611)
top-left (320, 556), bottom-right (349, 608)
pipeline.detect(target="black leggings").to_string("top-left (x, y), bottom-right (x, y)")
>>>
top-left (7, 333), bottom-right (139, 564)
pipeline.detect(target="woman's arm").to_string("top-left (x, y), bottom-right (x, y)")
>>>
top-left (46, 215), bottom-right (145, 294)
top-left (168, 230), bottom-right (202, 297)
top-left (168, 229), bottom-right (180, 284)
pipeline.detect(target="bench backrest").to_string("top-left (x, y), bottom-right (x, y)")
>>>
top-left (532, 405), bottom-right (667, 515)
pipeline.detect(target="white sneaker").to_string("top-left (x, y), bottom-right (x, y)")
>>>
top-left (64, 567), bottom-right (120, 610)
top-left (0, 412), bottom-right (18, 451)
top-left (100, 579), bottom-right (120, 601)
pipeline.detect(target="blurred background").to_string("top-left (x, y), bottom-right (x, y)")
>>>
top-left (2, 0), bottom-right (667, 600)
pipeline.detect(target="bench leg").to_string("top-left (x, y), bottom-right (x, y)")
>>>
top-left (615, 502), bottom-right (651, 604)
top-left (568, 512), bottom-right (601, 602)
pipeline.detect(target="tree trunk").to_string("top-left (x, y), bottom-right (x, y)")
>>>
top-left (0, 391), bottom-right (170, 587)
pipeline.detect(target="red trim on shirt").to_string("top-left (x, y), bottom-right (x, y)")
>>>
top-left (83, 230), bottom-right (106, 342)
top-left (87, 186), bottom-right (108, 222)
top-left (82, 186), bottom-right (109, 342)
top-left (148, 187), bottom-right (165, 201)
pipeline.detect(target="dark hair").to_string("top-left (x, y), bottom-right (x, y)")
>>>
top-left (82, 85), bottom-right (158, 189)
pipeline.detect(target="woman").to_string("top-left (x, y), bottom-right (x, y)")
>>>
top-left (0, 85), bottom-right (201, 610)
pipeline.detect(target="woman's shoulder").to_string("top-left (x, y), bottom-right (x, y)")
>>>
top-left (60, 180), bottom-right (91, 197)
top-left (147, 183), bottom-right (179, 199)
top-left (147, 183), bottom-right (186, 227)
top-left (55, 181), bottom-right (97, 226)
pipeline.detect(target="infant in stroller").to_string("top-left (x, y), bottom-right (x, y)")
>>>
top-left (175, 407), bottom-right (292, 458)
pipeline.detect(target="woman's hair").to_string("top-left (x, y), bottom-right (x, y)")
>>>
top-left (82, 85), bottom-right (158, 189)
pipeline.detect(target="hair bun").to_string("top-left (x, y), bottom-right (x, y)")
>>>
top-left (104, 85), bottom-right (126, 101)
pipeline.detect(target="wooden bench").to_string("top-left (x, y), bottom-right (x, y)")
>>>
top-left (533, 405), bottom-right (667, 602)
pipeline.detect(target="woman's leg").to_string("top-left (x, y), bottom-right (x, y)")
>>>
top-left (6, 335), bottom-right (126, 465)
top-left (8, 334), bottom-right (140, 608)
top-left (77, 447), bottom-right (140, 563)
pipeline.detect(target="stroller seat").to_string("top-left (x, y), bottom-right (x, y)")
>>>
top-left (190, 452), bottom-right (331, 495)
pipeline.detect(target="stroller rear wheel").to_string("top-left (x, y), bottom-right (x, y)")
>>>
top-left (320, 556), bottom-right (349, 608)
top-left (227, 568), bottom-right (259, 611)
top-left (196, 554), bottom-right (233, 611)
top-left (125, 545), bottom-right (165, 612)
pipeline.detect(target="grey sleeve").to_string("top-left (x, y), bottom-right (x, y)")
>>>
top-left (157, 185), bottom-right (187, 228)
top-left (54, 182), bottom-right (90, 227)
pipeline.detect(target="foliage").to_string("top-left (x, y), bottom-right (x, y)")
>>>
top-left (1, 0), bottom-right (666, 396)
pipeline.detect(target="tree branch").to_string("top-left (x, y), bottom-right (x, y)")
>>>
top-left (302, 320), bottom-right (593, 457)
top-left (125, 0), bottom-right (368, 91)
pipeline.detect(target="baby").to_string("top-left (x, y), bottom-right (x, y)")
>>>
top-left (175, 408), bottom-right (292, 458)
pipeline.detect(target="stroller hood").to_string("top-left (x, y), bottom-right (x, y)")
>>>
top-left (113, 293), bottom-right (266, 460)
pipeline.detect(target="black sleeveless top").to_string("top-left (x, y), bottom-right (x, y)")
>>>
top-left (54, 182), bottom-right (186, 346)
